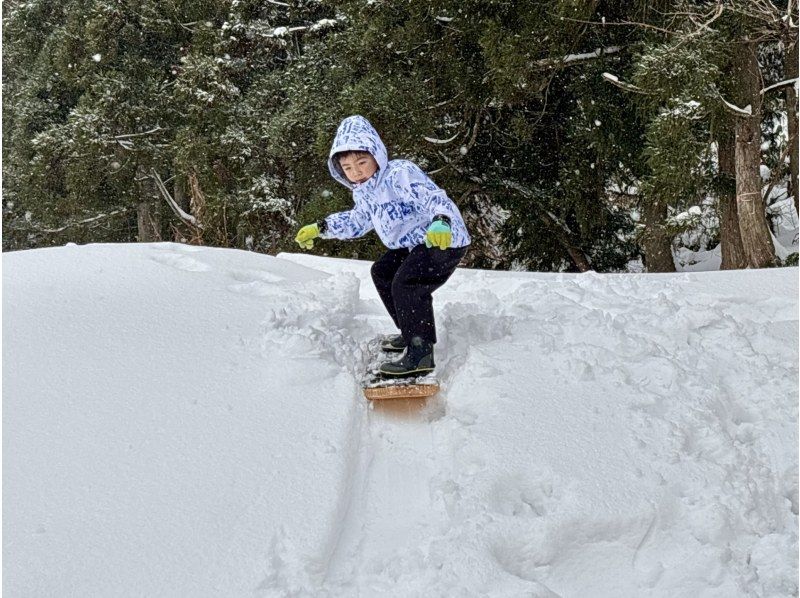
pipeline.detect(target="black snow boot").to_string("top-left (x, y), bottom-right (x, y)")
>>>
top-left (380, 334), bottom-right (407, 353)
top-left (379, 336), bottom-right (435, 377)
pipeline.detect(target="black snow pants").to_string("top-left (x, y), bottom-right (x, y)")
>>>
top-left (370, 244), bottom-right (468, 345)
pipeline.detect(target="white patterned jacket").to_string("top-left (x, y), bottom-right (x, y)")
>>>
top-left (320, 115), bottom-right (471, 250)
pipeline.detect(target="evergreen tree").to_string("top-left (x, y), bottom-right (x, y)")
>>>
top-left (262, 0), bottom-right (644, 271)
top-left (609, 0), bottom-right (797, 269)
top-left (4, 0), bottom-right (795, 272)
top-left (3, 0), bottom-right (332, 250)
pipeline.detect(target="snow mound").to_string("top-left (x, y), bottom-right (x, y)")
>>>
top-left (4, 243), bottom-right (798, 597)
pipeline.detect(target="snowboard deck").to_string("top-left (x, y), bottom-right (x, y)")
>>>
top-left (361, 337), bottom-right (440, 401)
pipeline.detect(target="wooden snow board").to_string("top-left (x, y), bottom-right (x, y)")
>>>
top-left (362, 336), bottom-right (440, 401)
top-left (362, 382), bottom-right (439, 401)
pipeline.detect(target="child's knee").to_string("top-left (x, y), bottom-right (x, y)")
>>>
top-left (390, 275), bottom-right (408, 297)
top-left (370, 260), bottom-right (386, 283)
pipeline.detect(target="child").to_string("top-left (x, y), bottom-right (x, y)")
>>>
top-left (294, 115), bottom-right (471, 377)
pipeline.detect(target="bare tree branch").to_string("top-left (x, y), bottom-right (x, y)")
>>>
top-left (423, 131), bottom-right (461, 145)
top-left (114, 126), bottom-right (164, 140)
top-left (16, 208), bottom-right (132, 234)
top-left (600, 72), bottom-right (754, 117)
top-left (151, 169), bottom-right (203, 230)
top-left (558, 15), bottom-right (676, 36)
top-left (429, 103), bottom-right (485, 175)
top-left (761, 77), bottom-right (799, 94)
top-left (717, 91), bottom-right (753, 116)
top-left (602, 72), bottom-right (651, 94)
top-left (535, 46), bottom-right (623, 68)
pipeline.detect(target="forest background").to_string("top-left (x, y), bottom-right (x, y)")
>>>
top-left (3, 0), bottom-right (798, 273)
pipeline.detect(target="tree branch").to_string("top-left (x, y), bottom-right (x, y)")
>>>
top-left (535, 46), bottom-right (623, 68)
top-left (762, 140), bottom-right (793, 204)
top-left (717, 91), bottom-right (753, 116)
top-left (601, 72), bottom-right (754, 118)
top-left (429, 103), bottom-right (484, 175)
top-left (602, 72), bottom-right (651, 94)
top-left (114, 126), bottom-right (164, 140)
top-left (558, 15), bottom-right (675, 36)
top-left (423, 131), bottom-right (461, 145)
top-left (761, 77), bottom-right (799, 95)
top-left (18, 208), bottom-right (131, 234)
top-left (151, 169), bottom-right (203, 229)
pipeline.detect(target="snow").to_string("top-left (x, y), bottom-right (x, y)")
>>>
top-left (720, 96), bottom-right (752, 116)
top-left (309, 19), bottom-right (339, 32)
top-left (4, 242), bottom-right (798, 597)
top-left (562, 47), bottom-right (621, 64)
top-left (674, 244), bottom-right (722, 272)
top-left (424, 132), bottom-right (460, 145)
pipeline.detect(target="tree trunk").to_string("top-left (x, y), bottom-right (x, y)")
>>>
top-left (733, 41), bottom-right (775, 268)
top-left (640, 197), bottom-right (676, 272)
top-left (173, 173), bottom-right (188, 242)
top-left (136, 165), bottom-right (161, 242)
top-left (174, 177), bottom-right (188, 212)
top-left (538, 213), bottom-right (592, 272)
top-left (786, 37), bottom-right (799, 212)
top-left (137, 202), bottom-right (159, 242)
top-left (717, 128), bottom-right (747, 269)
top-left (564, 244), bottom-right (592, 272)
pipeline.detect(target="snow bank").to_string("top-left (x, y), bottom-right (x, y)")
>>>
top-left (4, 243), bottom-right (797, 597)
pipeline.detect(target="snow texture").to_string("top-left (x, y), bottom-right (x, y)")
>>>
top-left (3, 242), bottom-right (797, 597)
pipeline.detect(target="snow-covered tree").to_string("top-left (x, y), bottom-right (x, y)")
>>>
top-left (608, 0), bottom-right (798, 269)
top-left (4, 0), bottom-right (795, 272)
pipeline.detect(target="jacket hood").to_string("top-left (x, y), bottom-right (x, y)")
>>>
top-left (328, 115), bottom-right (389, 189)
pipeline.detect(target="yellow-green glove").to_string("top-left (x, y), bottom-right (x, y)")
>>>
top-left (295, 223), bottom-right (320, 249)
top-left (425, 219), bottom-right (452, 250)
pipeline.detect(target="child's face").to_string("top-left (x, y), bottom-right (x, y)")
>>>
top-left (339, 153), bottom-right (379, 185)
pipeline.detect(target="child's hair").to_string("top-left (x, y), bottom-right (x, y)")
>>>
top-left (335, 150), bottom-right (372, 165)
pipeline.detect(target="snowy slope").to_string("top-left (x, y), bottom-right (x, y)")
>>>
top-left (3, 242), bottom-right (798, 597)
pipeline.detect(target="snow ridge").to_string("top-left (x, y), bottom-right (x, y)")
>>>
top-left (3, 244), bottom-right (796, 598)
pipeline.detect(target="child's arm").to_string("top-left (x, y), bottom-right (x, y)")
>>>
top-left (389, 163), bottom-right (463, 224)
top-left (319, 198), bottom-right (374, 240)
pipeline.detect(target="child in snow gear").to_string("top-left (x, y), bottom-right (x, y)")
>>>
top-left (294, 115), bottom-right (471, 377)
